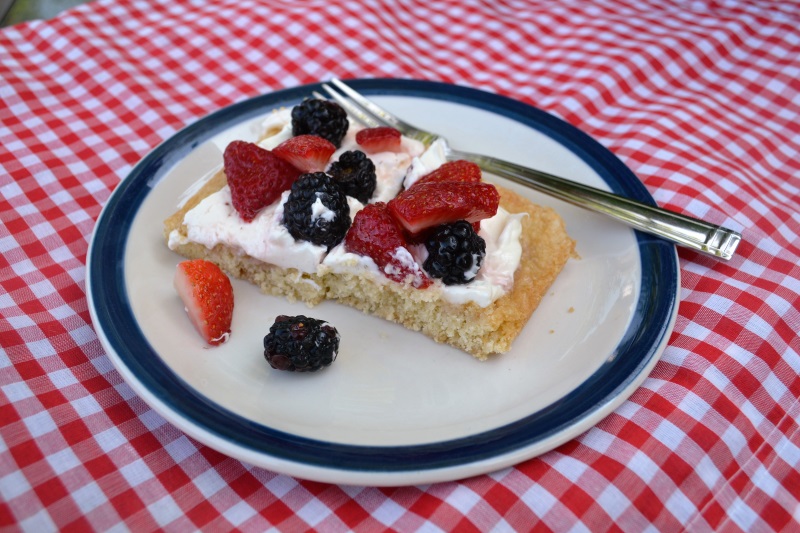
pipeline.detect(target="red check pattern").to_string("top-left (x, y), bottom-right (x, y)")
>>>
top-left (2, 0), bottom-right (799, 530)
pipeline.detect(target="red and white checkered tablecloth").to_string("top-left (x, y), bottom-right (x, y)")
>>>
top-left (2, 0), bottom-right (799, 529)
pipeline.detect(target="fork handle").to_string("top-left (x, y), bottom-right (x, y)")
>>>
top-left (453, 151), bottom-right (742, 260)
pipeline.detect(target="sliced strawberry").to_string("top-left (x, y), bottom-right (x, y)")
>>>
top-left (412, 160), bottom-right (482, 188)
top-left (355, 127), bottom-right (402, 153)
top-left (174, 259), bottom-right (234, 346)
top-left (345, 202), bottom-right (431, 288)
top-left (387, 181), bottom-right (500, 236)
top-left (273, 134), bottom-right (336, 173)
top-left (224, 140), bottom-right (302, 222)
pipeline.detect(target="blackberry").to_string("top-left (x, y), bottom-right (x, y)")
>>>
top-left (291, 99), bottom-right (349, 148)
top-left (423, 221), bottom-right (486, 285)
top-left (264, 315), bottom-right (340, 372)
top-left (282, 173), bottom-right (351, 249)
top-left (328, 150), bottom-right (377, 203)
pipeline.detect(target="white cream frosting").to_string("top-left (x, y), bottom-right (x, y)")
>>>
top-left (172, 110), bottom-right (525, 306)
top-left (320, 207), bottom-right (525, 307)
top-left (310, 194), bottom-right (336, 222)
top-left (258, 109), bottom-right (294, 150)
top-left (403, 137), bottom-right (449, 189)
top-left (175, 189), bottom-right (327, 273)
top-left (330, 125), bottom-right (424, 202)
top-left (434, 208), bottom-right (525, 307)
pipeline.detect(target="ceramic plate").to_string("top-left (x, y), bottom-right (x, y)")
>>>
top-left (87, 79), bottom-right (679, 486)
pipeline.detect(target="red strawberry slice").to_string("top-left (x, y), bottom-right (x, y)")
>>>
top-left (412, 160), bottom-right (482, 187)
top-left (224, 140), bottom-right (302, 222)
top-left (387, 181), bottom-right (500, 236)
top-left (273, 134), bottom-right (336, 173)
top-left (345, 202), bottom-right (431, 288)
top-left (355, 127), bottom-right (402, 153)
top-left (174, 259), bottom-right (234, 346)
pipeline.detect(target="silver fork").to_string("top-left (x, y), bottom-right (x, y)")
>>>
top-left (318, 78), bottom-right (742, 260)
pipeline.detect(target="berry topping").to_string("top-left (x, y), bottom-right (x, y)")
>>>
top-left (273, 134), bottom-right (336, 173)
top-left (356, 126), bottom-right (402, 153)
top-left (327, 150), bottom-right (377, 203)
top-left (282, 172), bottom-right (351, 249)
top-left (423, 221), bottom-right (486, 285)
top-left (224, 141), bottom-right (302, 222)
top-left (291, 99), bottom-right (349, 148)
top-left (264, 315), bottom-right (339, 372)
top-left (345, 202), bottom-right (431, 288)
top-left (413, 160), bottom-right (482, 187)
top-left (174, 259), bottom-right (234, 346)
top-left (387, 181), bottom-right (500, 236)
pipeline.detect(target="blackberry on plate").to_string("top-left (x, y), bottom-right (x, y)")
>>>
top-left (291, 99), bottom-right (349, 148)
top-left (264, 315), bottom-right (340, 372)
top-left (283, 172), bottom-right (351, 249)
top-left (423, 220), bottom-right (486, 285)
top-left (328, 150), bottom-right (377, 203)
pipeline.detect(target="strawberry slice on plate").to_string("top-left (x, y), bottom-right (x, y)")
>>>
top-left (174, 259), bottom-right (234, 346)
top-left (273, 134), bottom-right (337, 173)
top-left (224, 140), bottom-right (302, 222)
top-left (412, 160), bottom-right (482, 187)
top-left (356, 127), bottom-right (402, 153)
top-left (387, 181), bottom-right (500, 236)
top-left (345, 202), bottom-right (431, 288)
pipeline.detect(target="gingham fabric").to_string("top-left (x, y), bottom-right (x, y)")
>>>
top-left (2, 0), bottom-right (799, 530)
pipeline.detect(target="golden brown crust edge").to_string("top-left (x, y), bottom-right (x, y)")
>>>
top-left (482, 185), bottom-right (577, 354)
top-left (163, 178), bottom-right (576, 359)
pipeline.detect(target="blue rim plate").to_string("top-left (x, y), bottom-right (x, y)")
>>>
top-left (88, 79), bottom-right (679, 486)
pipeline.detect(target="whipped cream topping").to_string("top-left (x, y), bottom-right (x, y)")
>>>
top-left (172, 109), bottom-right (526, 306)
top-left (321, 207), bottom-right (525, 306)
top-left (311, 194), bottom-right (336, 222)
top-left (258, 108), bottom-right (294, 150)
top-left (258, 108), bottom-right (426, 201)
top-left (175, 189), bottom-right (327, 273)
top-left (434, 208), bottom-right (525, 307)
top-left (403, 137), bottom-right (449, 189)
top-left (331, 124), bottom-right (425, 202)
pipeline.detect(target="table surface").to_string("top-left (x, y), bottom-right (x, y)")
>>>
top-left (2, 0), bottom-right (799, 530)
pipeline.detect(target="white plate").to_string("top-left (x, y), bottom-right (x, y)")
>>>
top-left (88, 79), bottom-right (679, 486)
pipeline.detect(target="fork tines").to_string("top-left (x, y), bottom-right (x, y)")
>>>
top-left (319, 79), bottom-right (409, 133)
